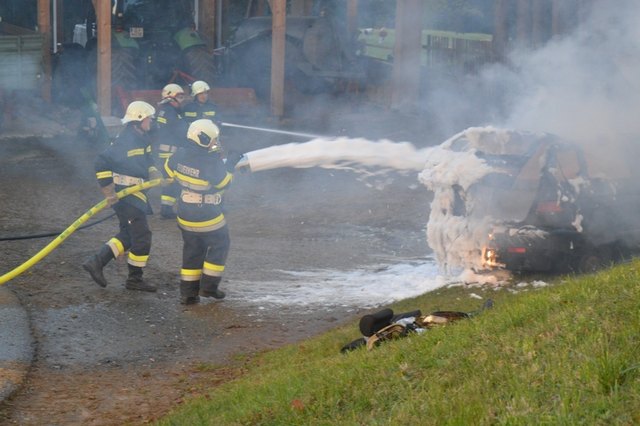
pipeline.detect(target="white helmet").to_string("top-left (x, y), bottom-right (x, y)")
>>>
top-left (121, 101), bottom-right (156, 124)
top-left (191, 80), bottom-right (210, 96)
top-left (161, 83), bottom-right (185, 100)
top-left (187, 119), bottom-right (220, 149)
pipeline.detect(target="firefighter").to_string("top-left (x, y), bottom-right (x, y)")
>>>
top-left (82, 101), bottom-right (160, 292)
top-left (154, 83), bottom-right (189, 219)
top-left (163, 119), bottom-right (244, 305)
top-left (183, 80), bottom-right (220, 124)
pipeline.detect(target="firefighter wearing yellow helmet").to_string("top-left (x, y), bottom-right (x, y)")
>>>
top-left (183, 80), bottom-right (220, 124)
top-left (154, 83), bottom-right (189, 218)
top-left (162, 119), bottom-right (245, 305)
top-left (82, 101), bottom-right (160, 293)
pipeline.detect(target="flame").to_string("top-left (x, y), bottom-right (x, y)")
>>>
top-left (481, 246), bottom-right (504, 269)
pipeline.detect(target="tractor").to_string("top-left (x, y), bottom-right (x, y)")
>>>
top-left (223, 10), bottom-right (365, 99)
top-left (53, 0), bottom-right (215, 113)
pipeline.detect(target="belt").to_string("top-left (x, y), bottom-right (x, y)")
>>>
top-left (112, 173), bottom-right (144, 186)
top-left (181, 190), bottom-right (222, 205)
top-left (158, 144), bottom-right (178, 153)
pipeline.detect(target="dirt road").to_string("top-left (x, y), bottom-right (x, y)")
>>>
top-left (0, 116), bottom-right (432, 424)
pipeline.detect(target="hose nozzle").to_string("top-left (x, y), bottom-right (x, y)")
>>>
top-left (234, 155), bottom-right (250, 172)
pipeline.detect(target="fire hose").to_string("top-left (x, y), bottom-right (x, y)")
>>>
top-left (0, 212), bottom-right (116, 242)
top-left (0, 178), bottom-right (165, 286)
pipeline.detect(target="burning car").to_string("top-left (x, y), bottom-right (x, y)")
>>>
top-left (420, 127), bottom-right (640, 274)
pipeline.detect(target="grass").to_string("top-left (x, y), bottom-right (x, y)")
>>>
top-left (158, 261), bottom-right (640, 425)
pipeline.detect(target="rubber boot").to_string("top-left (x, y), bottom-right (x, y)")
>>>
top-left (200, 275), bottom-right (225, 299)
top-left (82, 245), bottom-right (114, 287)
top-left (160, 204), bottom-right (176, 219)
top-left (125, 264), bottom-right (157, 292)
top-left (180, 280), bottom-right (200, 305)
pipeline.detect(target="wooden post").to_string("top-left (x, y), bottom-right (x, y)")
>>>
top-left (347, 0), bottom-right (358, 36)
top-left (95, 0), bottom-right (111, 115)
top-left (391, 0), bottom-right (423, 110)
top-left (493, 0), bottom-right (508, 59)
top-left (200, 0), bottom-right (216, 51)
top-left (270, 0), bottom-right (286, 118)
top-left (37, 0), bottom-right (52, 102)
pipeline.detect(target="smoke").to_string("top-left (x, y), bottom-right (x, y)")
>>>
top-left (424, 0), bottom-right (640, 146)
top-left (501, 0), bottom-right (640, 145)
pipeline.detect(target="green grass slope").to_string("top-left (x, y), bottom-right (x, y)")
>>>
top-left (159, 261), bottom-right (640, 425)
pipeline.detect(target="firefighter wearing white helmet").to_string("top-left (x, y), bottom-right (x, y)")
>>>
top-left (121, 100), bottom-right (156, 124)
top-left (82, 100), bottom-right (161, 293)
top-left (160, 83), bottom-right (185, 103)
top-left (154, 83), bottom-right (189, 218)
top-left (191, 80), bottom-right (210, 97)
top-left (183, 80), bottom-right (220, 124)
top-left (163, 119), bottom-right (245, 305)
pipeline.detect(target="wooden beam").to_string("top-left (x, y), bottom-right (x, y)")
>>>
top-left (347, 0), bottom-right (358, 36)
top-left (200, 0), bottom-right (216, 52)
top-left (95, 0), bottom-right (111, 115)
top-left (391, 0), bottom-right (423, 110)
top-left (493, 0), bottom-right (508, 59)
top-left (37, 0), bottom-right (52, 102)
top-left (270, 0), bottom-right (285, 118)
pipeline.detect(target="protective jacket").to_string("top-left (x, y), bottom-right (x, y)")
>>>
top-left (164, 143), bottom-right (234, 232)
top-left (95, 125), bottom-right (157, 214)
top-left (154, 102), bottom-right (189, 162)
top-left (182, 99), bottom-right (220, 124)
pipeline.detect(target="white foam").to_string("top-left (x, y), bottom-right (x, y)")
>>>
top-left (244, 137), bottom-right (432, 172)
top-left (230, 261), bottom-right (455, 308)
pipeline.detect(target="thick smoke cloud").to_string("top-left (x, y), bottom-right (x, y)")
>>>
top-left (502, 0), bottom-right (640, 145)
top-left (424, 0), bottom-right (640, 147)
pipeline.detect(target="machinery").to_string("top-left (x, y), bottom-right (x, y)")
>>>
top-left (53, 0), bottom-right (365, 111)
top-left (53, 0), bottom-right (215, 111)
top-left (224, 14), bottom-right (364, 99)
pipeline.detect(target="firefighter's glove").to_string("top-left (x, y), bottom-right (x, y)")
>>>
top-left (101, 183), bottom-right (118, 207)
top-left (148, 168), bottom-right (162, 182)
top-left (225, 151), bottom-right (245, 172)
top-left (148, 168), bottom-right (172, 186)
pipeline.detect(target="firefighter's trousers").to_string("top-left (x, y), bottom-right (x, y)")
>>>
top-left (111, 202), bottom-right (152, 266)
top-left (180, 226), bottom-right (230, 279)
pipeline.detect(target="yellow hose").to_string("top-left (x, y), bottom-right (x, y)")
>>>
top-left (0, 178), bottom-right (165, 285)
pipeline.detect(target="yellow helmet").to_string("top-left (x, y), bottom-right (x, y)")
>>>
top-left (121, 101), bottom-right (156, 124)
top-left (187, 119), bottom-right (220, 149)
top-left (191, 80), bottom-right (211, 96)
top-left (161, 83), bottom-right (185, 100)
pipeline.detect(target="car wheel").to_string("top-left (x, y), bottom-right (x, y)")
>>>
top-left (576, 246), bottom-right (612, 273)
